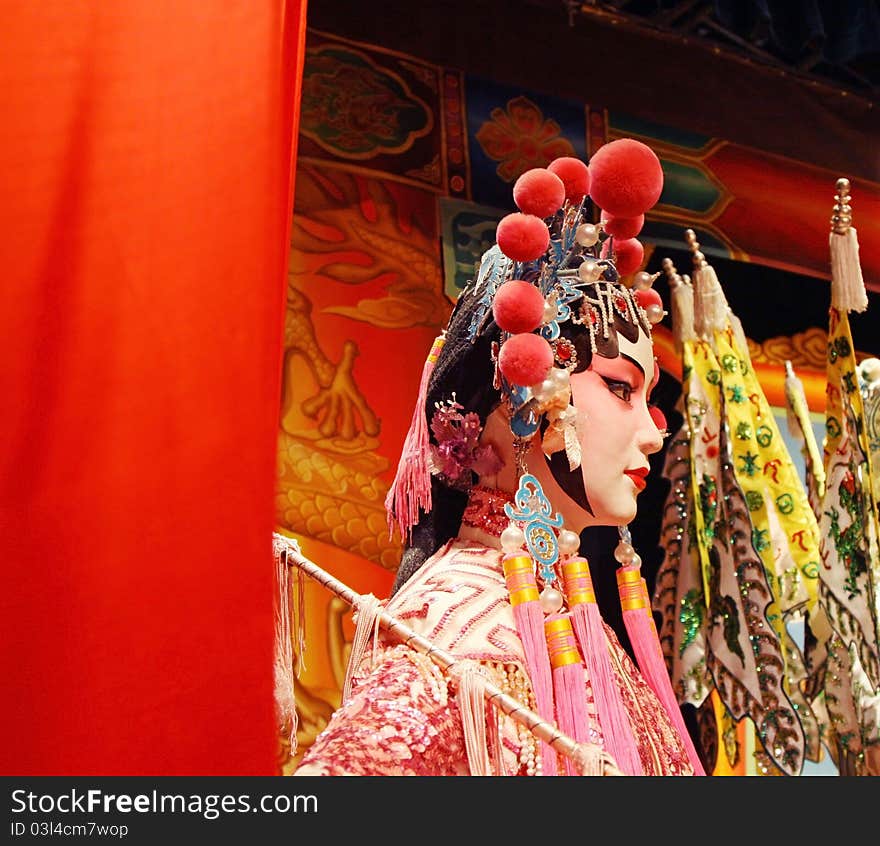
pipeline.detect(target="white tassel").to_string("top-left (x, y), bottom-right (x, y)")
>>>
top-left (272, 536), bottom-right (298, 757)
top-left (830, 228), bottom-right (868, 313)
top-left (693, 263), bottom-right (729, 339)
top-left (454, 662), bottom-right (494, 776)
top-left (342, 593), bottom-right (383, 704)
top-left (571, 742), bottom-right (605, 776)
top-left (669, 275), bottom-right (696, 353)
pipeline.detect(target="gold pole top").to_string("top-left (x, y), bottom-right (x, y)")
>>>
top-left (830, 177), bottom-right (852, 235)
top-left (661, 256), bottom-right (685, 288)
top-left (684, 228), bottom-right (707, 270)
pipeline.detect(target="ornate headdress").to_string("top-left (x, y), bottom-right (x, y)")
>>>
top-left (385, 139), bottom-right (668, 554)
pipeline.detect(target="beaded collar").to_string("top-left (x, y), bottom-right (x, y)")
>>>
top-left (461, 485), bottom-right (515, 538)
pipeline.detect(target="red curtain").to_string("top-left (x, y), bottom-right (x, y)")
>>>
top-left (0, 1), bottom-right (307, 774)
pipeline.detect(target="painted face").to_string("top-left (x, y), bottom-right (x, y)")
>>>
top-left (567, 327), bottom-right (664, 526)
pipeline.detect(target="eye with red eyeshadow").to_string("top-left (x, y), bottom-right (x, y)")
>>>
top-left (600, 376), bottom-right (634, 403)
top-left (592, 355), bottom-right (644, 406)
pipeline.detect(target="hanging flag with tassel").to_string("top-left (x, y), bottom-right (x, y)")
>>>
top-left (806, 178), bottom-right (880, 776)
top-left (651, 263), bottom-right (712, 714)
top-left (673, 232), bottom-right (822, 775)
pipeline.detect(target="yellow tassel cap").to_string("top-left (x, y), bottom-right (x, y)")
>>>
top-left (561, 556), bottom-right (597, 606)
top-left (544, 614), bottom-right (582, 669)
top-left (502, 554), bottom-right (539, 606)
top-left (617, 566), bottom-right (649, 612)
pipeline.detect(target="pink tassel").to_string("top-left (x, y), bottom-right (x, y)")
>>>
top-left (384, 334), bottom-right (446, 542)
top-left (618, 565), bottom-right (706, 775)
top-left (562, 557), bottom-right (643, 775)
top-left (544, 613), bottom-right (590, 776)
top-left (503, 553), bottom-right (558, 776)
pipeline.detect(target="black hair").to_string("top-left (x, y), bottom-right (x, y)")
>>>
top-left (391, 280), bottom-right (499, 593)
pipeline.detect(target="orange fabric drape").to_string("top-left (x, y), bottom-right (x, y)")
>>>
top-left (0, 1), bottom-right (307, 774)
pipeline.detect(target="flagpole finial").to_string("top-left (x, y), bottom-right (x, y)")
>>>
top-left (829, 176), bottom-right (866, 312)
top-left (684, 228), bottom-right (707, 270)
top-left (661, 256), bottom-right (685, 288)
top-left (831, 178), bottom-right (852, 235)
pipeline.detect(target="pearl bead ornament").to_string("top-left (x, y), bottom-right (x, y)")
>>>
top-left (531, 377), bottom-right (556, 404)
top-left (578, 259), bottom-right (602, 283)
top-left (539, 586), bottom-right (564, 614)
top-left (558, 529), bottom-right (581, 555)
top-left (532, 364), bottom-right (570, 404)
top-left (550, 366), bottom-right (570, 389)
top-left (501, 524), bottom-right (526, 553)
top-left (614, 540), bottom-right (636, 565)
top-left (633, 271), bottom-right (653, 291)
top-left (575, 223), bottom-right (599, 247)
top-left (646, 303), bottom-right (665, 324)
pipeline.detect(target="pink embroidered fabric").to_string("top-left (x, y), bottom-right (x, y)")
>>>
top-left (294, 645), bottom-right (469, 776)
top-left (294, 539), bottom-right (695, 776)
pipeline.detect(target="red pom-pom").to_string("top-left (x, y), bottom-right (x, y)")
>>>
top-left (589, 139), bottom-right (664, 217)
top-left (512, 168), bottom-right (566, 218)
top-left (492, 280), bottom-right (546, 334)
top-left (600, 210), bottom-right (644, 240)
top-left (498, 333), bottom-right (553, 387)
top-left (547, 157), bottom-right (591, 203)
top-left (634, 287), bottom-right (663, 311)
top-left (649, 405), bottom-right (667, 433)
top-left (612, 238), bottom-right (644, 276)
top-left (496, 213), bottom-right (550, 262)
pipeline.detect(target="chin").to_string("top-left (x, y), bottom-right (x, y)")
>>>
top-left (594, 494), bottom-right (638, 527)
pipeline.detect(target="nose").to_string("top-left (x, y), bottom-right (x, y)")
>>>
top-left (638, 404), bottom-right (666, 455)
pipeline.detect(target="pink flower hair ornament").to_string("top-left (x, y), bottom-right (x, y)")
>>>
top-left (428, 397), bottom-right (503, 489)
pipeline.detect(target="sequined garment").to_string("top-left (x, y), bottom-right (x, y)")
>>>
top-left (294, 539), bottom-right (695, 776)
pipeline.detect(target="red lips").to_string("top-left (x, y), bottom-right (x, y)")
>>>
top-left (625, 467), bottom-right (649, 491)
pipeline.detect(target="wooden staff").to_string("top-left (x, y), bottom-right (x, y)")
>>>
top-left (276, 533), bottom-right (623, 776)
